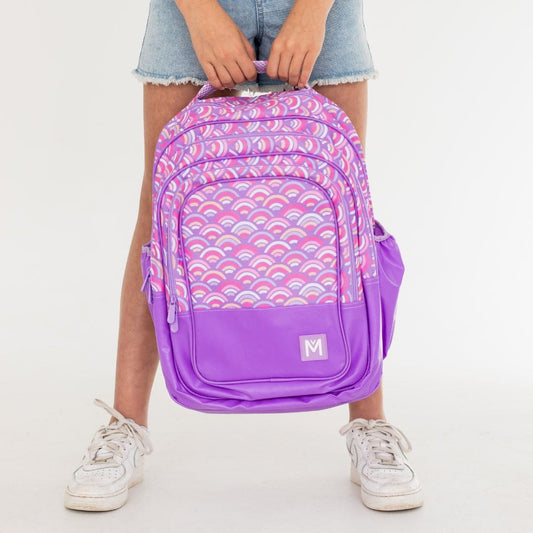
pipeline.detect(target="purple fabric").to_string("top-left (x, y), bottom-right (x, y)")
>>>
top-left (193, 304), bottom-right (347, 384)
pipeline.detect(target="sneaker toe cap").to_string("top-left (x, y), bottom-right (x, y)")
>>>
top-left (361, 465), bottom-right (421, 495)
top-left (67, 465), bottom-right (128, 497)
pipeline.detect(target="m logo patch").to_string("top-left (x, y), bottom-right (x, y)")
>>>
top-left (299, 334), bottom-right (328, 361)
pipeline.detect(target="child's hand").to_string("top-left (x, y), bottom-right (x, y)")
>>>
top-left (266, 0), bottom-right (334, 88)
top-left (176, 0), bottom-right (257, 90)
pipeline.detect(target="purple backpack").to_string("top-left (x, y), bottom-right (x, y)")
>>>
top-left (141, 61), bottom-right (404, 414)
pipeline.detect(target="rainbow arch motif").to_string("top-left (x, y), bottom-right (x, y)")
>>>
top-left (180, 179), bottom-right (340, 309)
top-left (149, 87), bottom-right (379, 312)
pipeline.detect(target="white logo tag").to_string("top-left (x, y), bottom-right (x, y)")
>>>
top-left (299, 334), bottom-right (328, 361)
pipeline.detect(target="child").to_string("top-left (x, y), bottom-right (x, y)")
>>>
top-left (64, 0), bottom-right (423, 513)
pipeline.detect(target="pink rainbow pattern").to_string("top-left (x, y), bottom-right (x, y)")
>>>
top-left (181, 178), bottom-right (337, 309)
top-left (163, 156), bottom-right (362, 312)
top-left (147, 88), bottom-right (377, 313)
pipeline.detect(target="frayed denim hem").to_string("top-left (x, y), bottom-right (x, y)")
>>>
top-left (131, 67), bottom-right (379, 92)
top-left (309, 70), bottom-right (379, 86)
top-left (131, 68), bottom-right (207, 86)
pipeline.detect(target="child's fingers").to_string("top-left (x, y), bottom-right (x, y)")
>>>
top-left (266, 49), bottom-right (281, 82)
top-left (288, 53), bottom-right (306, 87)
top-left (238, 59), bottom-right (258, 83)
top-left (298, 51), bottom-right (315, 87)
top-left (223, 60), bottom-right (250, 87)
top-left (277, 50), bottom-right (292, 83)
top-left (214, 64), bottom-right (234, 88)
top-left (203, 62), bottom-right (224, 90)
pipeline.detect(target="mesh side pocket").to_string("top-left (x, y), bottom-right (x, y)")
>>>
top-left (374, 220), bottom-right (405, 358)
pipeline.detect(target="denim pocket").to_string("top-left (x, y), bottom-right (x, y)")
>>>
top-left (374, 220), bottom-right (405, 358)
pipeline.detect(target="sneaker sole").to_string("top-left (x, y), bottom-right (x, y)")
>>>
top-left (350, 463), bottom-right (424, 512)
top-left (64, 474), bottom-right (143, 512)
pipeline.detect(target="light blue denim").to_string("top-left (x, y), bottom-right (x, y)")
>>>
top-left (131, 0), bottom-right (377, 92)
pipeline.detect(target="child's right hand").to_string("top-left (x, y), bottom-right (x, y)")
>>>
top-left (176, 0), bottom-right (258, 90)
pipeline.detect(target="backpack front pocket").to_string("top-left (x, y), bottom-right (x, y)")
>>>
top-left (176, 176), bottom-right (351, 391)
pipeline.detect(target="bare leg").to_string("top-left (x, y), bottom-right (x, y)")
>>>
top-left (312, 81), bottom-right (386, 422)
top-left (112, 83), bottom-right (237, 427)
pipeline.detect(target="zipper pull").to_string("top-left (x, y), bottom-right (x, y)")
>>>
top-left (141, 270), bottom-right (150, 292)
top-left (140, 269), bottom-right (153, 305)
top-left (147, 282), bottom-right (152, 305)
top-left (140, 270), bottom-right (153, 305)
top-left (167, 297), bottom-right (179, 333)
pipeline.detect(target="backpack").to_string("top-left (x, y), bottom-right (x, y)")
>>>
top-left (140, 61), bottom-right (405, 414)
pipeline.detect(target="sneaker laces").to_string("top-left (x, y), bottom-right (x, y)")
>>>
top-left (86, 399), bottom-right (154, 464)
top-left (339, 418), bottom-right (412, 467)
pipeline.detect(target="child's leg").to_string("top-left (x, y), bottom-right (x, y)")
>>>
top-left (111, 82), bottom-right (236, 427)
top-left (312, 80), bottom-right (386, 422)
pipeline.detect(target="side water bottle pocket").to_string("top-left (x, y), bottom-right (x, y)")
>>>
top-left (374, 220), bottom-right (405, 358)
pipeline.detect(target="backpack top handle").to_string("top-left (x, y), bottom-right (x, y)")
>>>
top-left (195, 60), bottom-right (310, 101)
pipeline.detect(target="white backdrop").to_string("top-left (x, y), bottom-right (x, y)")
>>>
top-left (1, 1), bottom-right (532, 531)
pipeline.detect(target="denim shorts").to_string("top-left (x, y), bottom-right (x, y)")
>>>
top-left (131, 0), bottom-right (377, 92)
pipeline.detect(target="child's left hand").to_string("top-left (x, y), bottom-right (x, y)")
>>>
top-left (266, 0), bottom-right (334, 88)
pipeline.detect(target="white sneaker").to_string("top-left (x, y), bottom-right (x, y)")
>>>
top-left (339, 418), bottom-right (423, 511)
top-left (64, 399), bottom-right (153, 512)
